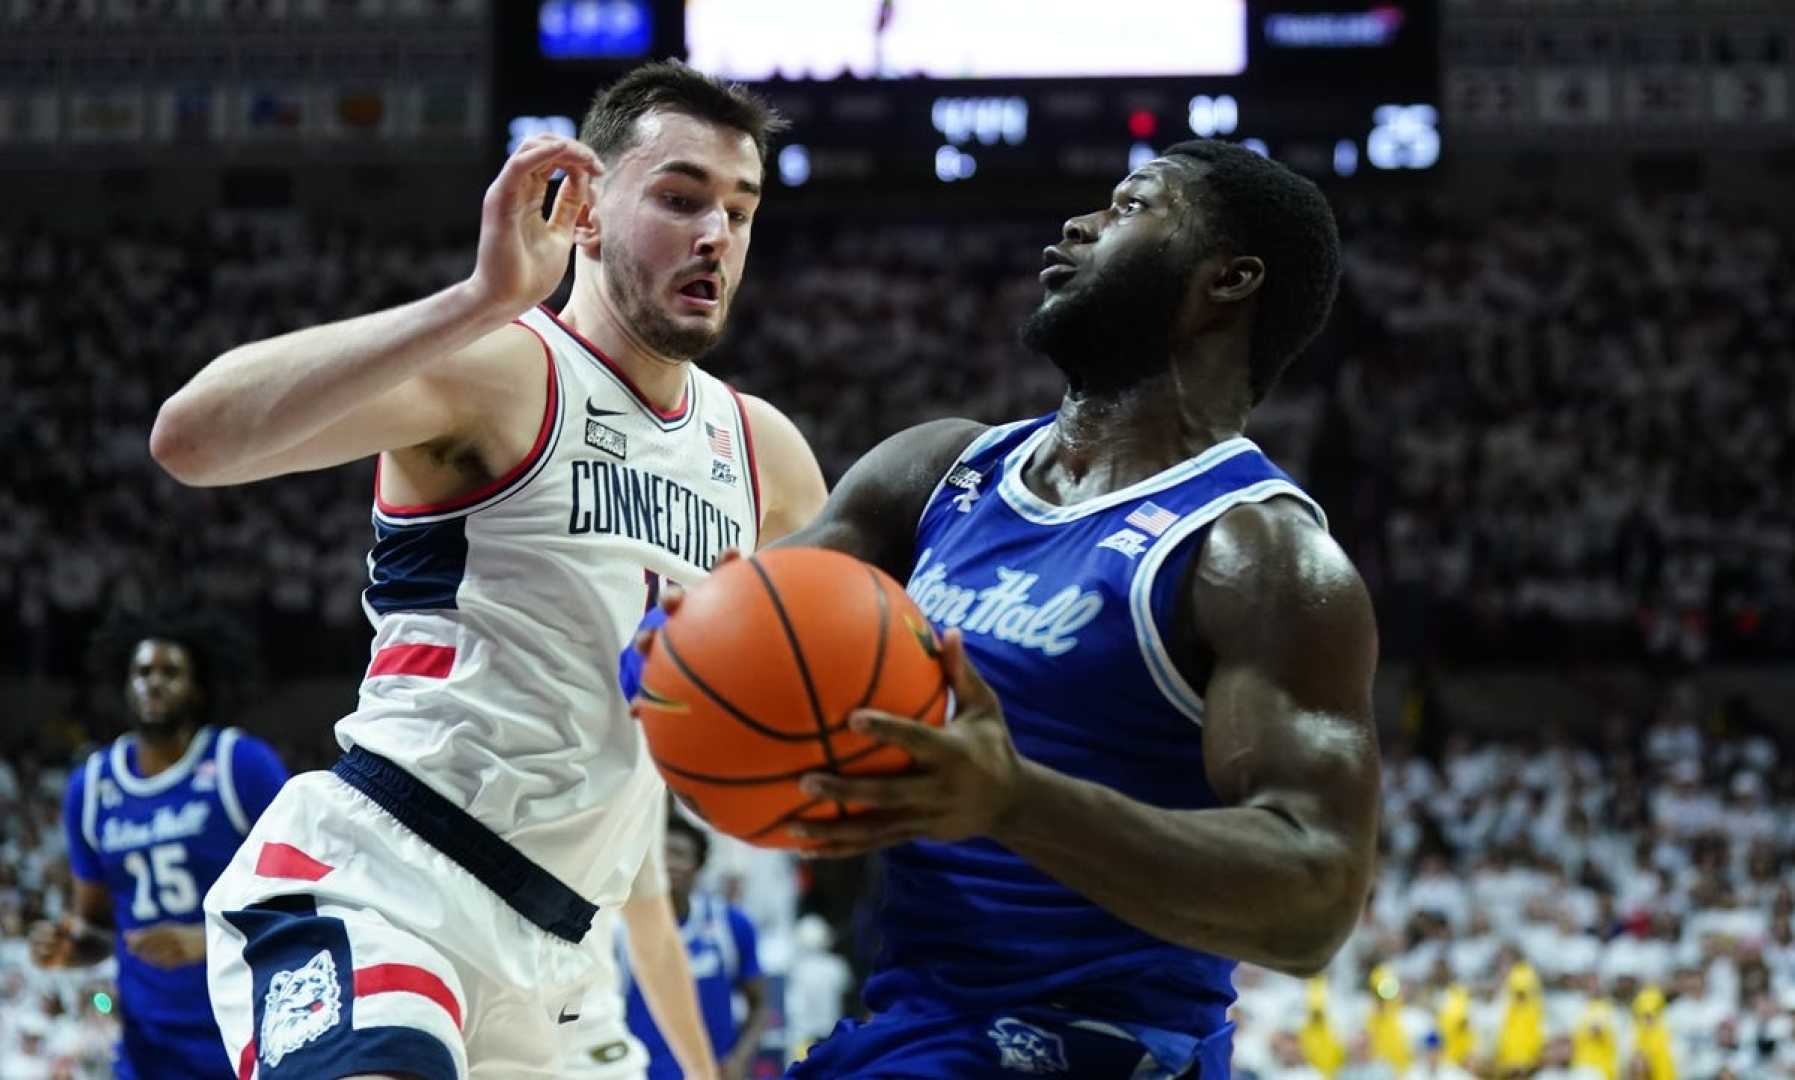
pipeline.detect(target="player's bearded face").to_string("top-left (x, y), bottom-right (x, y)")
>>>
top-left (601, 238), bottom-right (728, 360)
top-left (126, 639), bottom-right (202, 731)
top-left (1020, 230), bottom-right (1194, 392)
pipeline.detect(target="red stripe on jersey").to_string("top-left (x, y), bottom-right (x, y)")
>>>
top-left (367, 643), bottom-right (456, 679)
top-left (237, 1040), bottom-right (256, 1080)
top-left (536, 303), bottom-right (690, 421)
top-left (727, 385), bottom-right (762, 533)
top-left (254, 842), bottom-right (335, 882)
top-left (374, 322), bottom-right (559, 517)
top-left (354, 963), bottom-right (464, 1030)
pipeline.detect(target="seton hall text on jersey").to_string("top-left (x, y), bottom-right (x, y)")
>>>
top-left (100, 800), bottom-right (213, 852)
top-left (907, 547), bottom-right (1104, 657)
top-left (567, 459), bottom-right (744, 568)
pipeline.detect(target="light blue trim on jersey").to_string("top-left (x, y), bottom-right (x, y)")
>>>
top-left (1130, 478), bottom-right (1329, 725)
top-left (109, 726), bottom-right (214, 797)
top-left (80, 752), bottom-right (102, 853)
top-left (997, 427), bottom-right (1260, 525)
top-left (214, 727), bottom-right (251, 835)
top-left (913, 419), bottom-right (1039, 538)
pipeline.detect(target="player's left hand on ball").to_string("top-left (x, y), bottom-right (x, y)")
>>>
top-left (124, 923), bottom-right (207, 969)
top-left (792, 629), bottom-right (1023, 857)
top-left (630, 549), bottom-right (742, 657)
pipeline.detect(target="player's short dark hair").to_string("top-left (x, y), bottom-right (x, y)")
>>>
top-left (666, 811), bottom-right (711, 867)
top-left (579, 60), bottom-right (787, 166)
top-left (87, 601), bottom-right (260, 727)
top-left (1162, 139), bottom-right (1342, 404)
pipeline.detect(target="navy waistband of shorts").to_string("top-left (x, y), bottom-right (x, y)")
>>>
top-left (331, 746), bottom-right (597, 944)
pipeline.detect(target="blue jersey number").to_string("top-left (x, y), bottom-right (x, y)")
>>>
top-left (121, 843), bottom-right (199, 919)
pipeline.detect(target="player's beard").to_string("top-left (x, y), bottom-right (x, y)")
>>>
top-left (1020, 235), bottom-right (1190, 396)
top-left (602, 240), bottom-right (724, 361)
top-left (130, 699), bottom-right (198, 739)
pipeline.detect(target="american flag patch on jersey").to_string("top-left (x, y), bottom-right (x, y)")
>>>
top-left (1125, 502), bottom-right (1179, 536)
top-left (705, 421), bottom-right (733, 459)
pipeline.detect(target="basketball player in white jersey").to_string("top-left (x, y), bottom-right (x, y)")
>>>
top-left (149, 62), bottom-right (828, 1079)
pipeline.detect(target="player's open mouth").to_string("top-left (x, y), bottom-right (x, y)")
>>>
top-left (675, 277), bottom-right (721, 310)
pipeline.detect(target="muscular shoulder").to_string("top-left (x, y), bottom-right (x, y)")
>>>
top-left (855, 418), bottom-right (989, 500)
top-left (771, 417), bottom-right (986, 577)
top-left (1192, 498), bottom-right (1377, 691)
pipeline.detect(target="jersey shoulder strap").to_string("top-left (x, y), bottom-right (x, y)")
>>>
top-left (79, 749), bottom-right (105, 852)
top-left (914, 415), bottom-right (1052, 535)
top-left (212, 726), bottom-right (253, 835)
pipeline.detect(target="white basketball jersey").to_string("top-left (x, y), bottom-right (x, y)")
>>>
top-left (335, 304), bottom-right (762, 907)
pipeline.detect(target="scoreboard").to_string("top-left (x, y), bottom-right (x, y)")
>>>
top-left (496, 0), bottom-right (1440, 194)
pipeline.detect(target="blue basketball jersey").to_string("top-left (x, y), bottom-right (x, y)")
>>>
top-left (623, 892), bottom-right (762, 1079)
top-left (62, 725), bottom-right (288, 1071)
top-left (867, 414), bottom-right (1326, 1035)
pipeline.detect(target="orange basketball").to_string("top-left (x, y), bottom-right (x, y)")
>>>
top-left (633, 547), bottom-right (949, 850)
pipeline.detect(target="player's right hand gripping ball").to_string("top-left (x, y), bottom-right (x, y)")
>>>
top-left (633, 548), bottom-right (949, 849)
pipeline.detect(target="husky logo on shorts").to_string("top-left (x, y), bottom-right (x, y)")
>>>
top-left (987, 1017), bottom-right (1069, 1074)
top-left (260, 949), bottom-right (343, 1067)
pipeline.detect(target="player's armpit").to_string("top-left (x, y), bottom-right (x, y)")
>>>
top-left (736, 394), bottom-right (828, 546)
top-left (770, 418), bottom-right (987, 580)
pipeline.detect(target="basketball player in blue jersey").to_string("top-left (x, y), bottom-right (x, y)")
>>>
top-left (31, 609), bottom-right (289, 1078)
top-left (646, 138), bottom-right (1379, 1078)
top-left (621, 814), bottom-right (771, 1080)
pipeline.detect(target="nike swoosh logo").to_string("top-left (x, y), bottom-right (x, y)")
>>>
top-left (586, 397), bottom-right (626, 418)
top-left (558, 1007), bottom-right (581, 1025)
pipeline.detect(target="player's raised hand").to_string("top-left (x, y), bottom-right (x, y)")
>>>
top-left (468, 134), bottom-right (602, 314)
top-left (629, 549), bottom-right (743, 657)
top-left (624, 550), bottom-right (743, 705)
top-left (790, 629), bottom-right (1024, 857)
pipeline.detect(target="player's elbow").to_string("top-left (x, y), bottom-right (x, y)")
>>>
top-left (1261, 843), bottom-right (1370, 976)
top-left (1252, 909), bottom-right (1355, 978)
top-left (1260, 932), bottom-right (1350, 979)
top-left (150, 394), bottom-right (224, 486)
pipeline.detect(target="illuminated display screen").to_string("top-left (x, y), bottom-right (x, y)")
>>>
top-left (539, 0), bottom-right (653, 60)
top-left (685, 0), bottom-right (1248, 81)
top-left (497, 2), bottom-right (1440, 191)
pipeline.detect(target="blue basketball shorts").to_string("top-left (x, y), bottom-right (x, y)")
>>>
top-left (785, 1002), bottom-right (1234, 1079)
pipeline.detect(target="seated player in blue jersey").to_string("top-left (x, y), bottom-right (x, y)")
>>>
top-left (622, 813), bottom-right (772, 1080)
top-left (638, 139), bottom-right (1380, 1079)
top-left (30, 608), bottom-right (290, 1079)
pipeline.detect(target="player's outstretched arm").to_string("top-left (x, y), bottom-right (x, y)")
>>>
top-left (768, 417), bottom-right (986, 575)
top-left (794, 497), bottom-right (1380, 977)
top-left (150, 134), bottom-right (599, 487)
